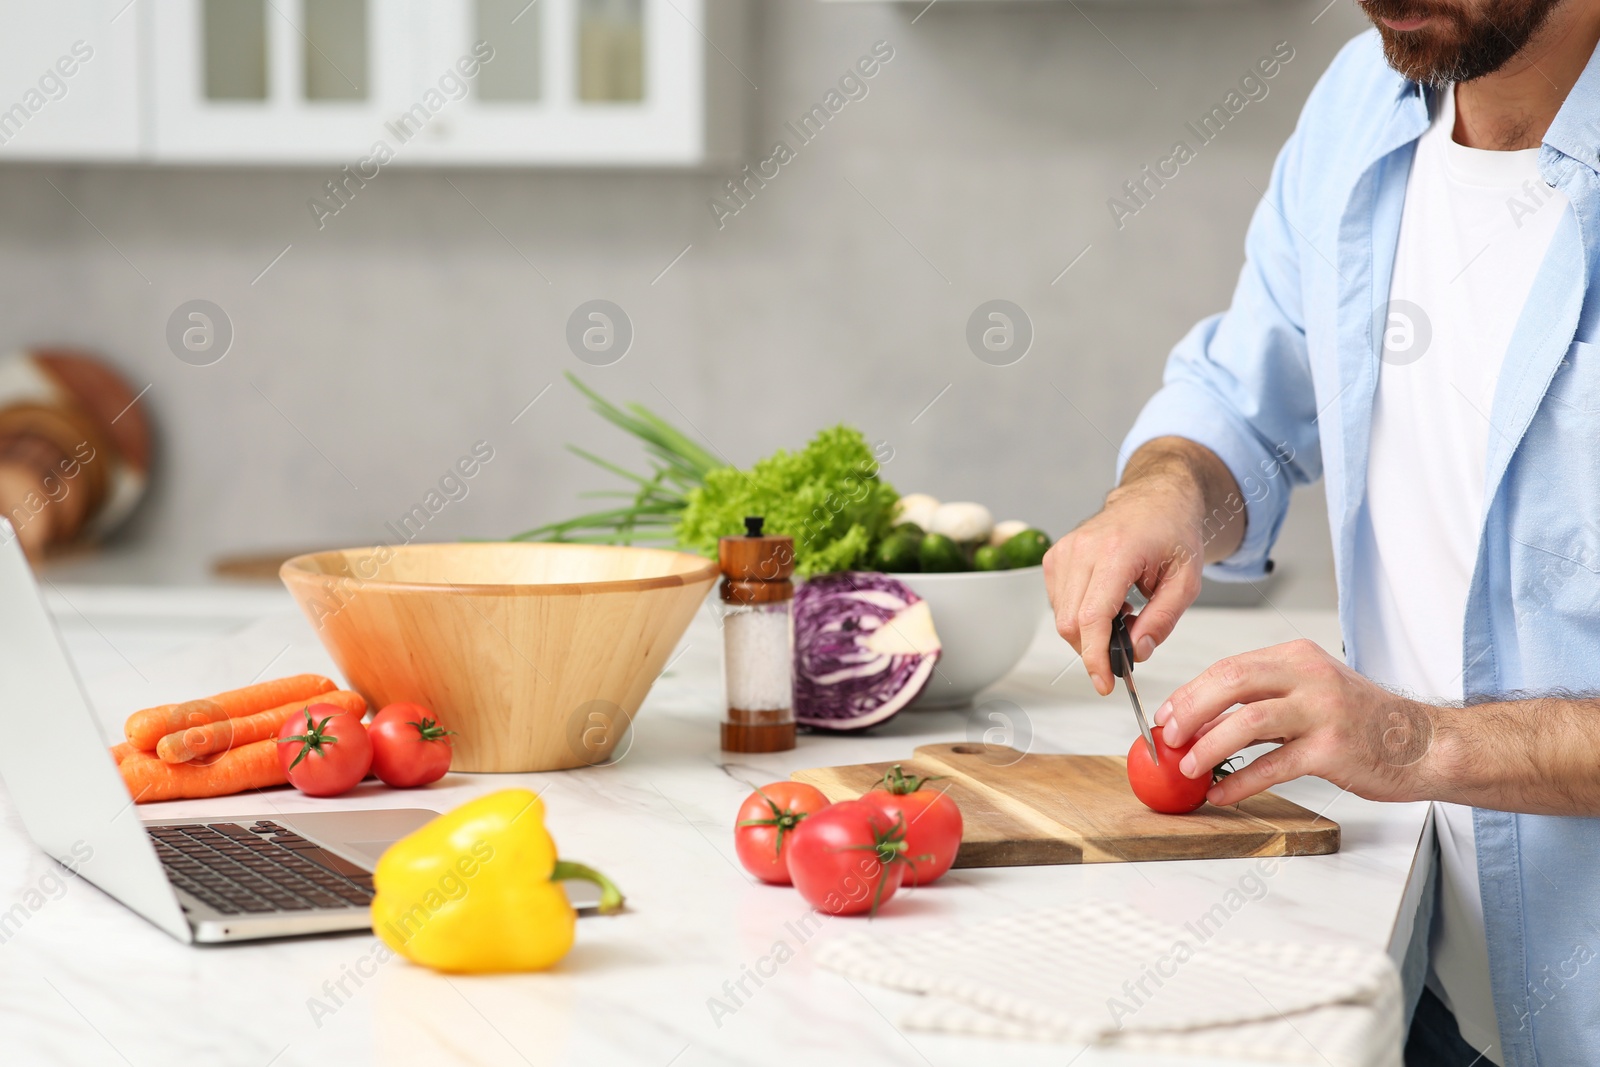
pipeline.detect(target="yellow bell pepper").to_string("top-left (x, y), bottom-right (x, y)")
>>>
top-left (371, 788), bottom-right (623, 973)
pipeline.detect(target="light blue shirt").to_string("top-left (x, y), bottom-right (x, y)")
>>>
top-left (1122, 29), bottom-right (1600, 1067)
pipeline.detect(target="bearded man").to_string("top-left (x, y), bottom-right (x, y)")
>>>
top-left (1045, 2), bottom-right (1600, 1063)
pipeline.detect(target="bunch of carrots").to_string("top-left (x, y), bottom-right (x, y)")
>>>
top-left (112, 674), bottom-right (366, 804)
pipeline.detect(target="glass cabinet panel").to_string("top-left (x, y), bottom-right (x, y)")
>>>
top-left (475, 0), bottom-right (541, 101)
top-left (203, 0), bottom-right (268, 100)
top-left (578, 0), bottom-right (643, 103)
top-left (160, 0), bottom-right (710, 165)
top-left (304, 0), bottom-right (369, 101)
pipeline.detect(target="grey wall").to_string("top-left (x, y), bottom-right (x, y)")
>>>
top-left (3, 0), bottom-right (1369, 605)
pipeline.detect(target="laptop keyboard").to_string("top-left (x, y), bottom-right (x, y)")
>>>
top-left (148, 821), bottom-right (374, 916)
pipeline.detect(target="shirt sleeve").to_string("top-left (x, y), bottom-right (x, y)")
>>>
top-left (1118, 120), bottom-right (1323, 582)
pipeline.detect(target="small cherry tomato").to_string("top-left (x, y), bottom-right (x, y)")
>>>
top-left (277, 705), bottom-right (372, 798)
top-left (1126, 736), bottom-right (1233, 814)
top-left (368, 703), bottom-right (454, 788)
top-left (733, 782), bottom-right (830, 885)
top-left (785, 799), bottom-right (907, 916)
top-left (861, 764), bottom-right (963, 885)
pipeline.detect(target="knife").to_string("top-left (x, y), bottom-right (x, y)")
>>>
top-left (1109, 611), bottom-right (1159, 765)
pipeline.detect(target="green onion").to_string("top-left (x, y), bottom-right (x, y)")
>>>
top-left (508, 374), bottom-right (721, 546)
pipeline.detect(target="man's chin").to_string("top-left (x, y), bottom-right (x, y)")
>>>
top-left (1374, 33), bottom-right (1453, 85)
top-left (1365, 0), bottom-right (1561, 85)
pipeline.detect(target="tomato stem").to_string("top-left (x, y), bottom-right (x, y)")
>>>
top-left (878, 763), bottom-right (945, 796)
top-left (407, 717), bottom-right (455, 742)
top-left (737, 785), bottom-right (814, 860)
top-left (280, 710), bottom-right (339, 770)
top-left (1212, 757), bottom-right (1241, 784)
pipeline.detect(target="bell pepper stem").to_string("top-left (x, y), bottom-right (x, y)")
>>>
top-left (552, 860), bottom-right (626, 915)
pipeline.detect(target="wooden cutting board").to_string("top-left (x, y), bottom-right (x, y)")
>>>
top-left (792, 743), bottom-right (1339, 866)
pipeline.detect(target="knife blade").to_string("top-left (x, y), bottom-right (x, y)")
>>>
top-left (1109, 611), bottom-right (1159, 765)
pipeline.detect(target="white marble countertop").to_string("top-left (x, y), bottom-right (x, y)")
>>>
top-left (0, 588), bottom-right (1430, 1067)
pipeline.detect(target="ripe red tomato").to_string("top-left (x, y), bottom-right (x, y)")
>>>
top-left (1126, 736), bottom-right (1214, 814)
top-left (733, 782), bottom-right (830, 885)
top-left (368, 703), bottom-right (454, 788)
top-left (785, 799), bottom-right (907, 915)
top-left (277, 704), bottom-right (373, 798)
top-left (861, 764), bottom-right (963, 885)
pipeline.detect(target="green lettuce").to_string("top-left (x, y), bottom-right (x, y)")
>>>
top-left (675, 426), bottom-right (897, 577)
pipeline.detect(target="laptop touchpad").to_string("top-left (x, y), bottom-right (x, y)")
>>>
top-left (344, 840), bottom-right (398, 864)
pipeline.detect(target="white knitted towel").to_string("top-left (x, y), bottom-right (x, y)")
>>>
top-left (814, 901), bottom-right (1403, 1067)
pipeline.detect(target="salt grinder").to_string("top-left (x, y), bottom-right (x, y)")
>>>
top-left (718, 516), bottom-right (796, 753)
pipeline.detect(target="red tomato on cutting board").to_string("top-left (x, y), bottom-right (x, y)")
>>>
top-left (1126, 735), bottom-right (1213, 814)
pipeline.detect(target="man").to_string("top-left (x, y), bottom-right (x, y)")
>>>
top-left (1044, 1), bottom-right (1600, 1064)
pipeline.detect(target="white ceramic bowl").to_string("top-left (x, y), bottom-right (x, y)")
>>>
top-left (896, 566), bottom-right (1048, 709)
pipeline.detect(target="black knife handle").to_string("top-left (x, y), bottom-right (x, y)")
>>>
top-left (1109, 612), bottom-right (1134, 679)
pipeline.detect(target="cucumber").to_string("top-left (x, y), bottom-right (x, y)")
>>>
top-left (999, 528), bottom-right (1051, 569)
top-left (920, 533), bottom-right (969, 572)
top-left (973, 544), bottom-right (1004, 571)
top-left (874, 533), bottom-right (922, 573)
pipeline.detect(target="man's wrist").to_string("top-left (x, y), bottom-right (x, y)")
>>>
top-left (1106, 474), bottom-right (1205, 525)
top-left (1405, 700), bottom-right (1458, 803)
top-left (1111, 452), bottom-right (1208, 525)
top-left (1119, 437), bottom-right (1246, 563)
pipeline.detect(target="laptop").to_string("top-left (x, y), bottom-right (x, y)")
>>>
top-left (0, 518), bottom-right (439, 943)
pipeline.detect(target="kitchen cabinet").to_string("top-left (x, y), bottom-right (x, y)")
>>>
top-left (0, 1), bottom-right (141, 161)
top-left (391, 0), bottom-right (736, 167)
top-left (146, 0), bottom-right (400, 162)
top-left (0, 0), bottom-right (744, 167)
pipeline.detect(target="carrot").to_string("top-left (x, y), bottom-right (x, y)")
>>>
top-left (109, 741), bottom-right (142, 764)
top-left (156, 689), bottom-right (367, 763)
top-left (118, 739), bottom-right (288, 804)
top-left (123, 674), bottom-right (335, 750)
top-left (132, 698), bottom-right (229, 749)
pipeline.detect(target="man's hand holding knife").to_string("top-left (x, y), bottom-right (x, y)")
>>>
top-left (1045, 436), bottom-right (1443, 808)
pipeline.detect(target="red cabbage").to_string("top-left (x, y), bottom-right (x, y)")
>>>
top-left (793, 572), bottom-right (941, 732)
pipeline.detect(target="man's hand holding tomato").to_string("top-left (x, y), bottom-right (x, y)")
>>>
top-left (1050, 438), bottom-right (1600, 819)
top-left (1156, 638), bottom-right (1438, 807)
top-left (1049, 439), bottom-right (1446, 812)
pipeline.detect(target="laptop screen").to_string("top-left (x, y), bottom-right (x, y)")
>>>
top-left (0, 519), bottom-right (190, 941)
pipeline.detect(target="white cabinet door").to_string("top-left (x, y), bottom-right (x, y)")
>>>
top-left (0, 0), bottom-right (140, 160)
top-left (395, 0), bottom-right (707, 167)
top-left (3, 0), bottom-right (737, 166)
top-left (148, 0), bottom-right (405, 163)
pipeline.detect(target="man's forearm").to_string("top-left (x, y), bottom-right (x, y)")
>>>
top-left (1118, 437), bottom-right (1247, 565)
top-left (1422, 696), bottom-right (1600, 816)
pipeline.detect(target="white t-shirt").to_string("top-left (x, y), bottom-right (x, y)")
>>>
top-left (1350, 85), bottom-right (1567, 1063)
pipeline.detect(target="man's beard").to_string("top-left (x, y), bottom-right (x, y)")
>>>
top-left (1363, 0), bottom-right (1565, 85)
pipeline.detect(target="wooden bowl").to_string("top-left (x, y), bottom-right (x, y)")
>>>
top-left (280, 542), bottom-right (717, 772)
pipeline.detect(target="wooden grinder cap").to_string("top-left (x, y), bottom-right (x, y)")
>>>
top-left (718, 517), bottom-right (795, 605)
